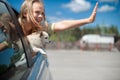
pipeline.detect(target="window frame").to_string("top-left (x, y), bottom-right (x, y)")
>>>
top-left (0, 0), bottom-right (34, 68)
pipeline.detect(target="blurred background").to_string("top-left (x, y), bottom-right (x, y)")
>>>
top-left (43, 0), bottom-right (120, 51)
top-left (43, 1), bottom-right (120, 79)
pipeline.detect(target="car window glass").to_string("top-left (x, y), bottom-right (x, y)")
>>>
top-left (0, 2), bottom-right (28, 80)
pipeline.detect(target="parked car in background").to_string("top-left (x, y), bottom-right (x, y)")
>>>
top-left (80, 34), bottom-right (120, 51)
top-left (0, 0), bottom-right (52, 80)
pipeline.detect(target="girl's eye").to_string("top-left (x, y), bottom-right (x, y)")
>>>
top-left (35, 11), bottom-right (40, 14)
top-left (35, 11), bottom-right (44, 16)
top-left (41, 12), bottom-right (44, 15)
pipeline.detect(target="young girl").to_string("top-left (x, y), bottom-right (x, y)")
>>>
top-left (19, 0), bottom-right (98, 36)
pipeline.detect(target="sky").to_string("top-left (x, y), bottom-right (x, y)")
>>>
top-left (43, 0), bottom-right (120, 32)
top-left (7, 0), bottom-right (120, 32)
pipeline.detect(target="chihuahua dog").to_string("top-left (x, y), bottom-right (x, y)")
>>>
top-left (27, 31), bottom-right (51, 55)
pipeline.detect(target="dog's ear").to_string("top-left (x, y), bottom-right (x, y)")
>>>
top-left (40, 31), bottom-right (43, 37)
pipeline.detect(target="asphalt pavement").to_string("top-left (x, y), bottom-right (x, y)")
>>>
top-left (46, 50), bottom-right (120, 80)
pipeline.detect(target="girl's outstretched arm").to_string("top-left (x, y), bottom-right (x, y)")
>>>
top-left (53, 2), bottom-right (98, 32)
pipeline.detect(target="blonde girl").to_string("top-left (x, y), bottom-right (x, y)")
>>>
top-left (19, 0), bottom-right (98, 36)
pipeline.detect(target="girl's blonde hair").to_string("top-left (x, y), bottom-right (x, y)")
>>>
top-left (19, 0), bottom-right (48, 35)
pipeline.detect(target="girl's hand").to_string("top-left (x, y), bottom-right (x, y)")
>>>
top-left (88, 2), bottom-right (98, 23)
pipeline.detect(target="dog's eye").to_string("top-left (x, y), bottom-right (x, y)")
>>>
top-left (45, 37), bottom-right (48, 39)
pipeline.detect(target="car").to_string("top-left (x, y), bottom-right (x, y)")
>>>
top-left (81, 34), bottom-right (114, 43)
top-left (0, 0), bottom-right (52, 80)
top-left (80, 34), bottom-right (120, 51)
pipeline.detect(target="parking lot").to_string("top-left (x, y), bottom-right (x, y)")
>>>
top-left (47, 50), bottom-right (120, 80)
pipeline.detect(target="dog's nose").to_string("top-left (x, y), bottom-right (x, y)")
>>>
top-left (49, 41), bottom-right (51, 43)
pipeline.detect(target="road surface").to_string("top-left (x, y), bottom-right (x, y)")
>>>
top-left (46, 50), bottom-right (120, 80)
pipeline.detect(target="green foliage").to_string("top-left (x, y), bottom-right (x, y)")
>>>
top-left (49, 33), bottom-right (59, 41)
top-left (49, 25), bottom-right (120, 42)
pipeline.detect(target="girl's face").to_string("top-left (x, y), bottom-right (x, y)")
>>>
top-left (32, 2), bottom-right (44, 23)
